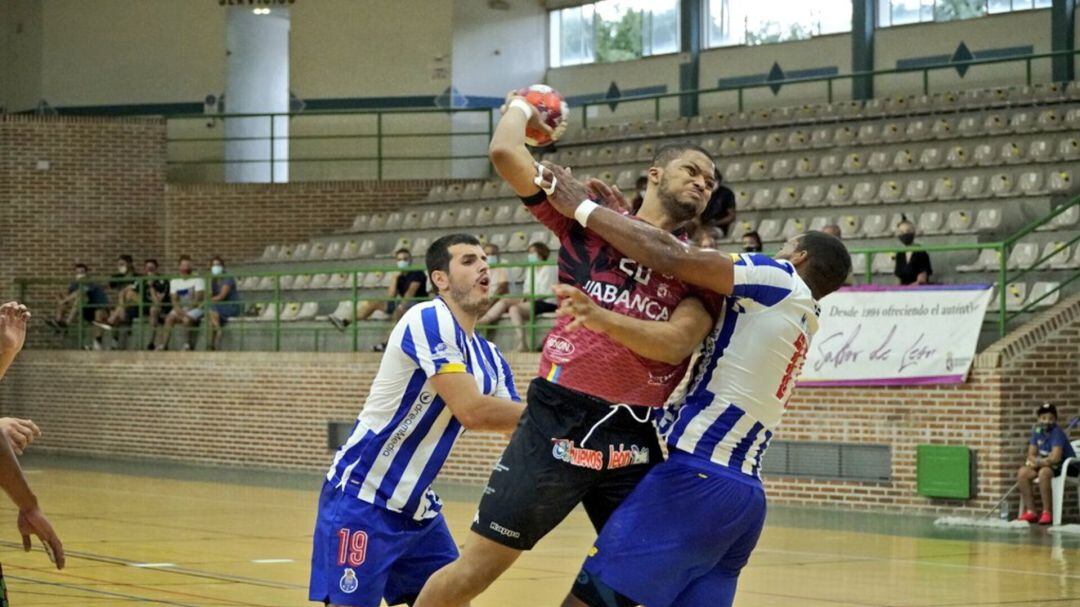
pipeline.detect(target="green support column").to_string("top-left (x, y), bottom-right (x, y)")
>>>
top-left (1051, 0), bottom-right (1075, 82)
top-left (679, 0), bottom-right (701, 118)
top-left (852, 0), bottom-right (876, 100)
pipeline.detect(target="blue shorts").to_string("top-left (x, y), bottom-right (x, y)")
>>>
top-left (579, 451), bottom-right (766, 607)
top-left (309, 480), bottom-right (459, 607)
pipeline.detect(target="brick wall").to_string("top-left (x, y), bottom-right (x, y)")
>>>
top-left (2, 295), bottom-right (1077, 516)
top-left (0, 115), bottom-right (167, 301)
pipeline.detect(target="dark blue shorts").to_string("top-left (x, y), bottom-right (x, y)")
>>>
top-left (579, 451), bottom-right (766, 607)
top-left (309, 480), bottom-right (458, 607)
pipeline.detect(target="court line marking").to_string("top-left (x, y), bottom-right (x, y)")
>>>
top-left (251, 558), bottom-right (294, 564)
top-left (756, 546), bottom-right (1080, 581)
top-left (131, 562), bottom-right (177, 568)
top-left (6, 572), bottom-right (206, 607)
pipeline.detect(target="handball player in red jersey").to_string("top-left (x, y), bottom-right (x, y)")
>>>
top-left (415, 90), bottom-right (720, 607)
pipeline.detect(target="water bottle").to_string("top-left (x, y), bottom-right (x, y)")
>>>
top-left (999, 501), bottom-right (1010, 521)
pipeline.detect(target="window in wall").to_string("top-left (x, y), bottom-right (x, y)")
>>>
top-left (878, 0), bottom-right (1052, 27)
top-left (549, 0), bottom-right (680, 68)
top-left (706, 0), bottom-right (852, 48)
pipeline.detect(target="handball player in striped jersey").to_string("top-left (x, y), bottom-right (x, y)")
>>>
top-left (415, 93), bottom-right (721, 606)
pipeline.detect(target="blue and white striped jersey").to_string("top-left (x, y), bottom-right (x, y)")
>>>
top-left (659, 253), bottom-right (819, 481)
top-left (326, 297), bottom-right (519, 521)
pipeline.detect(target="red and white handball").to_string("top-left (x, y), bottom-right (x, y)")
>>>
top-left (510, 84), bottom-right (568, 147)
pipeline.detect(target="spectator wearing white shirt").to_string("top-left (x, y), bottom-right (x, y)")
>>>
top-left (152, 255), bottom-right (205, 351)
top-left (509, 242), bottom-right (558, 351)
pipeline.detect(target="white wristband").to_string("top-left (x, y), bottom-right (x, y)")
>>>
top-left (574, 200), bottom-right (600, 227)
top-left (508, 98), bottom-right (534, 120)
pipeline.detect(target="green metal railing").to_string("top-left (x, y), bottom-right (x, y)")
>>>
top-left (846, 193), bottom-right (1079, 337)
top-left (167, 106), bottom-right (495, 181)
top-left (577, 48), bottom-right (1080, 129)
top-left (15, 261), bottom-right (559, 353)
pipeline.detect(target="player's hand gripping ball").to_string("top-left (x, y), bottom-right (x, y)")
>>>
top-left (502, 84), bottom-right (568, 147)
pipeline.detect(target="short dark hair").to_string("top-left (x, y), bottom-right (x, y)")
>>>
top-left (701, 184), bottom-right (735, 225)
top-left (178, 254), bottom-right (192, 263)
top-left (528, 242), bottom-right (551, 260)
top-left (425, 233), bottom-right (482, 292)
top-left (795, 231), bottom-right (852, 300)
top-left (118, 254), bottom-right (133, 265)
top-left (742, 230), bottom-right (762, 245)
top-left (144, 258), bottom-right (158, 267)
top-left (394, 248), bottom-right (412, 257)
top-left (74, 263), bottom-right (88, 272)
top-left (651, 141), bottom-right (714, 169)
top-left (1036, 403), bottom-right (1059, 419)
top-left (211, 255), bottom-right (225, 265)
top-left (635, 175), bottom-right (648, 188)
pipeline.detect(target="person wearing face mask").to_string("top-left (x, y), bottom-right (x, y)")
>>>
top-left (893, 220), bottom-right (932, 286)
top-left (152, 255), bottom-right (206, 351)
top-left (476, 244), bottom-right (516, 338)
top-left (328, 249), bottom-right (429, 352)
top-left (741, 231), bottom-right (763, 253)
top-left (93, 255), bottom-right (143, 346)
top-left (1016, 403), bottom-right (1077, 525)
top-left (208, 256), bottom-right (242, 351)
top-left (141, 259), bottom-right (172, 350)
top-left (46, 263), bottom-right (110, 350)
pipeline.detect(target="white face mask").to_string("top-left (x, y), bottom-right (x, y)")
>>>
top-left (117, 265), bottom-right (128, 274)
top-left (397, 259), bottom-right (409, 269)
top-left (75, 273), bottom-right (86, 280)
top-left (527, 252), bottom-right (540, 263)
top-left (211, 264), bottom-right (224, 276)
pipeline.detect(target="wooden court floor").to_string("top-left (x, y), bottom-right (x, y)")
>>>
top-left (2, 456), bottom-right (1079, 607)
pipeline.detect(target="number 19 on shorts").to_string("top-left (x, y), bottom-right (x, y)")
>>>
top-left (336, 529), bottom-right (368, 567)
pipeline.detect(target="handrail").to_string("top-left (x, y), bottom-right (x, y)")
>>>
top-left (577, 48), bottom-right (1080, 127)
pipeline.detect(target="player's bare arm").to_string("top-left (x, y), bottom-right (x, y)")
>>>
top-left (0, 430), bottom-right (64, 570)
top-left (429, 372), bottom-right (524, 433)
top-left (0, 302), bottom-right (31, 379)
top-left (488, 96), bottom-right (547, 197)
top-left (541, 163), bottom-right (736, 296)
top-left (553, 285), bottom-right (711, 365)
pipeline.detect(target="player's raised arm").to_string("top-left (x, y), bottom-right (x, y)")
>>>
top-left (542, 163), bottom-right (736, 296)
top-left (488, 86), bottom-right (567, 198)
top-left (554, 285), bottom-right (712, 365)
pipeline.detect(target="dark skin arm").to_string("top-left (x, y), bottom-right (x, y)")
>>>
top-left (540, 163), bottom-right (736, 296)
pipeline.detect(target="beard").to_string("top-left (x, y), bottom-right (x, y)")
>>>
top-left (448, 281), bottom-right (490, 317)
top-left (657, 174), bottom-right (702, 225)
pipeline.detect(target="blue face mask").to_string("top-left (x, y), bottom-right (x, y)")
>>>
top-left (527, 253), bottom-right (540, 263)
top-left (397, 260), bottom-right (409, 269)
top-left (211, 265), bottom-right (223, 276)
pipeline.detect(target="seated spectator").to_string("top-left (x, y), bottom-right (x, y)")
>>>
top-left (1016, 403), bottom-right (1076, 525)
top-left (46, 263), bottom-right (109, 350)
top-left (822, 224), bottom-right (842, 239)
top-left (630, 175), bottom-right (648, 214)
top-left (93, 255), bottom-right (141, 346)
top-left (894, 220), bottom-right (932, 285)
top-left (141, 258), bottom-right (171, 350)
top-left (152, 255), bottom-right (205, 351)
top-left (510, 242), bottom-right (558, 351)
top-left (328, 249), bottom-right (428, 351)
top-left (208, 256), bottom-right (242, 351)
top-left (741, 230), bottom-right (763, 253)
top-left (477, 243), bottom-right (516, 337)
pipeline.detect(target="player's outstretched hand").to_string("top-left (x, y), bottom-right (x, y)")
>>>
top-left (554, 284), bottom-right (603, 332)
top-left (0, 418), bottom-right (41, 456)
top-left (539, 162), bottom-right (591, 219)
top-left (18, 506), bottom-right (65, 570)
top-left (0, 302), bottom-right (31, 357)
top-left (584, 178), bottom-right (631, 215)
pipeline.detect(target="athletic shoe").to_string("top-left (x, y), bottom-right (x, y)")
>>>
top-left (1017, 510), bottom-right (1038, 523)
top-left (328, 316), bottom-right (347, 332)
top-left (1038, 511), bottom-right (1052, 525)
top-left (92, 321), bottom-right (113, 332)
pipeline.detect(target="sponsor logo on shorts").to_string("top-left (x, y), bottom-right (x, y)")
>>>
top-left (552, 439), bottom-right (603, 471)
top-left (339, 568), bottom-right (359, 594)
top-left (608, 443), bottom-right (650, 469)
top-left (489, 521), bottom-right (521, 539)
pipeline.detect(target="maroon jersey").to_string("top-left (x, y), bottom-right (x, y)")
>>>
top-left (527, 199), bottom-right (713, 407)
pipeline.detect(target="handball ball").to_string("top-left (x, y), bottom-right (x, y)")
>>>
top-left (514, 84), bottom-right (568, 147)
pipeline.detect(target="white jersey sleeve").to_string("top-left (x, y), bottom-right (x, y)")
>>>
top-left (398, 303), bottom-right (468, 377)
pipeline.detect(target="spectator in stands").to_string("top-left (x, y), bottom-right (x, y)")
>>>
top-left (142, 259), bottom-right (171, 350)
top-left (208, 256), bottom-right (242, 351)
top-left (152, 255), bottom-right (205, 351)
top-left (1016, 403), bottom-right (1076, 525)
top-left (894, 220), bottom-right (932, 285)
top-left (822, 224), bottom-right (842, 239)
top-left (0, 301), bottom-right (65, 571)
top-left (686, 182), bottom-right (737, 247)
top-left (328, 249), bottom-right (429, 351)
top-left (46, 264), bottom-right (110, 350)
top-left (508, 242), bottom-right (558, 352)
top-left (630, 175), bottom-right (648, 214)
top-left (477, 243), bottom-right (516, 336)
top-left (742, 230), bottom-right (763, 253)
top-left (93, 254), bottom-right (141, 346)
